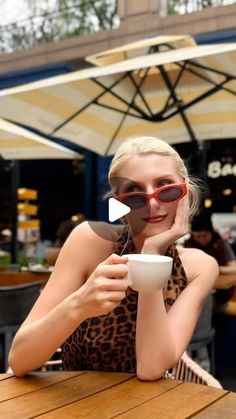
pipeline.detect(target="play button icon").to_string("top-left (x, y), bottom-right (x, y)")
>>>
top-left (87, 176), bottom-right (150, 242)
top-left (108, 198), bottom-right (131, 222)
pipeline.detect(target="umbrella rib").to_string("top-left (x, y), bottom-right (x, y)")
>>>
top-left (91, 102), bottom-right (143, 119)
top-left (187, 63), bottom-right (236, 95)
top-left (49, 73), bottom-right (131, 135)
top-left (92, 67), bottom-right (160, 121)
top-left (105, 68), bottom-right (155, 155)
top-left (93, 77), bottom-right (149, 118)
top-left (127, 68), bottom-right (154, 116)
top-left (150, 43), bottom-right (182, 114)
top-left (185, 59), bottom-right (236, 79)
top-left (104, 111), bottom-right (128, 156)
top-left (151, 43), bottom-right (185, 115)
top-left (175, 60), bottom-right (223, 87)
top-left (179, 60), bottom-right (236, 95)
top-left (162, 63), bottom-right (187, 114)
top-left (161, 78), bottom-right (231, 120)
top-left (157, 63), bottom-right (197, 142)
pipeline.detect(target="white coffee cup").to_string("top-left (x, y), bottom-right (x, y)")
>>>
top-left (124, 254), bottom-right (173, 292)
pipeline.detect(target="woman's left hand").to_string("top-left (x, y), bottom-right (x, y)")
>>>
top-left (141, 196), bottom-right (189, 255)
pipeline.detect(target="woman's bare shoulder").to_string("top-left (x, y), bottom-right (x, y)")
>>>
top-left (177, 245), bottom-right (216, 263)
top-left (177, 246), bottom-right (219, 284)
top-left (72, 220), bottom-right (124, 247)
top-left (44, 221), bottom-right (124, 291)
top-left (68, 221), bottom-right (124, 273)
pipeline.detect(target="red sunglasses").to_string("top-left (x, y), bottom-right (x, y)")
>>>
top-left (116, 183), bottom-right (187, 210)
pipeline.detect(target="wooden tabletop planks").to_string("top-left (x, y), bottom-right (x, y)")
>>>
top-left (36, 376), bottom-right (180, 418)
top-left (0, 371), bottom-right (81, 403)
top-left (0, 372), bottom-right (235, 419)
top-left (193, 392), bottom-right (236, 418)
top-left (0, 372), bottom-right (132, 419)
top-left (0, 373), bottom-right (14, 381)
top-left (111, 382), bottom-right (229, 419)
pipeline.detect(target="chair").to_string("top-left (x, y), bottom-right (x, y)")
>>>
top-left (172, 351), bottom-right (222, 388)
top-left (187, 293), bottom-right (216, 375)
top-left (0, 281), bottom-right (42, 372)
top-left (41, 348), bottom-right (63, 371)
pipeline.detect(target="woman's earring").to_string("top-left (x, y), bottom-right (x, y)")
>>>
top-left (120, 216), bottom-right (127, 224)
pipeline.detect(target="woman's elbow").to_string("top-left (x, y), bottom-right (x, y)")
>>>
top-left (136, 349), bottom-right (177, 381)
top-left (8, 353), bottom-right (26, 377)
top-left (8, 349), bottom-right (31, 377)
top-left (136, 360), bottom-right (168, 381)
top-left (136, 365), bottom-right (165, 381)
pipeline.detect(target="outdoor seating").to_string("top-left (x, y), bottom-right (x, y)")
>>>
top-left (41, 348), bottom-right (63, 371)
top-left (172, 351), bottom-right (222, 388)
top-left (187, 293), bottom-right (215, 375)
top-left (0, 281), bottom-right (42, 372)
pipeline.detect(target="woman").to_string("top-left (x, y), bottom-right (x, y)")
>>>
top-left (9, 137), bottom-right (219, 379)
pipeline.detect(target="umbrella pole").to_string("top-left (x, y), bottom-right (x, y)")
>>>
top-left (10, 160), bottom-right (19, 264)
top-left (84, 151), bottom-right (97, 219)
top-left (198, 140), bottom-right (207, 182)
top-left (197, 140), bottom-right (209, 213)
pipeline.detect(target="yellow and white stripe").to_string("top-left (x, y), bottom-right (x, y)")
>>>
top-left (0, 42), bottom-right (235, 156)
top-left (0, 118), bottom-right (82, 160)
top-left (86, 35), bottom-right (197, 66)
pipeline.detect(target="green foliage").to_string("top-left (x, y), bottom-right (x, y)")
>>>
top-left (0, 0), bottom-right (118, 52)
top-left (0, 255), bottom-right (11, 265)
top-left (167, 0), bottom-right (233, 15)
top-left (0, 0), bottom-right (233, 51)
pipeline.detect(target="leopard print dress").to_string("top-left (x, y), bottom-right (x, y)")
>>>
top-left (61, 228), bottom-right (187, 372)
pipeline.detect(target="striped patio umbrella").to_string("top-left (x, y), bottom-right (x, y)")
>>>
top-left (86, 35), bottom-right (197, 66)
top-left (0, 41), bottom-right (235, 156)
top-left (0, 118), bottom-right (82, 160)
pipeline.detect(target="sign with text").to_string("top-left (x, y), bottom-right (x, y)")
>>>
top-left (207, 160), bottom-right (236, 178)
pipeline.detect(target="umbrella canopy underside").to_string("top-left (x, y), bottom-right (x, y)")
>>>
top-left (0, 118), bottom-right (82, 159)
top-left (0, 43), bottom-right (235, 156)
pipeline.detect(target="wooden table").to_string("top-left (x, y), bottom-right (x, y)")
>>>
top-left (0, 371), bottom-right (236, 418)
top-left (1, 270), bottom-right (234, 290)
top-left (0, 270), bottom-right (50, 286)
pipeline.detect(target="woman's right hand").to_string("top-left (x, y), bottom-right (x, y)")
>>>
top-left (142, 195), bottom-right (190, 255)
top-left (74, 253), bottom-right (129, 319)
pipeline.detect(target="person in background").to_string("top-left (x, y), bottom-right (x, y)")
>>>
top-left (183, 212), bottom-right (236, 370)
top-left (184, 212), bottom-right (236, 312)
top-left (184, 214), bottom-right (236, 271)
top-left (8, 136), bottom-right (219, 378)
top-left (55, 214), bottom-right (85, 247)
top-left (44, 213), bottom-right (85, 266)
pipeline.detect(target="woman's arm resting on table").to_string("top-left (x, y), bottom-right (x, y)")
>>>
top-left (135, 195), bottom-right (219, 380)
top-left (136, 249), bottom-right (219, 381)
top-left (8, 222), bottom-right (129, 377)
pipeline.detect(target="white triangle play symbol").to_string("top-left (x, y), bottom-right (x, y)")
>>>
top-left (108, 198), bottom-right (131, 222)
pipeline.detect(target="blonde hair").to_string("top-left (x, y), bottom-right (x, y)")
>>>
top-left (108, 136), bottom-right (201, 218)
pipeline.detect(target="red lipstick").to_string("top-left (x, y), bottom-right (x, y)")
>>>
top-left (142, 214), bottom-right (167, 224)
